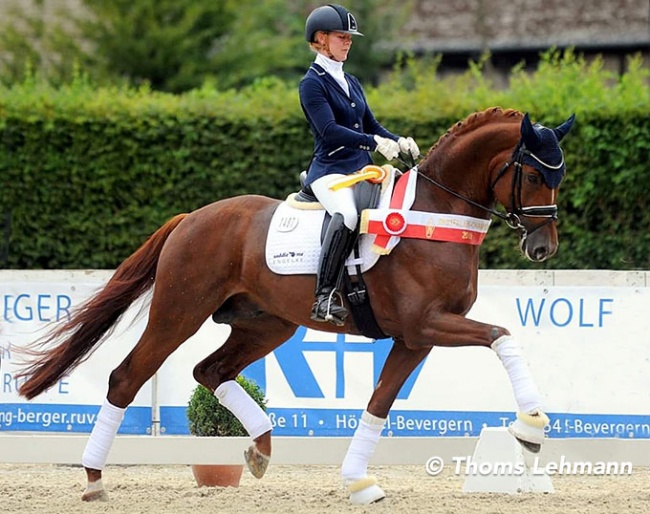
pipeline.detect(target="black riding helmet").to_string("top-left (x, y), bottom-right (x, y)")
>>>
top-left (305, 4), bottom-right (364, 43)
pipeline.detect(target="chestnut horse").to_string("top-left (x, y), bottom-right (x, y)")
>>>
top-left (16, 107), bottom-right (574, 504)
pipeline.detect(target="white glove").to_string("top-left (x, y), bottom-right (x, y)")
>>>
top-left (398, 136), bottom-right (420, 159)
top-left (373, 135), bottom-right (400, 161)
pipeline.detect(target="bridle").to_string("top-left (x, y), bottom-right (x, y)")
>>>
top-left (399, 140), bottom-right (562, 240)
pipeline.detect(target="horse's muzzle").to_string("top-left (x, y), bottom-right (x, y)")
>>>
top-left (520, 227), bottom-right (558, 262)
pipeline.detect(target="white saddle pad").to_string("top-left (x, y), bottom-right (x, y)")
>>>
top-left (265, 172), bottom-right (396, 276)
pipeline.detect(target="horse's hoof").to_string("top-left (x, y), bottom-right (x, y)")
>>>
top-left (81, 479), bottom-right (108, 502)
top-left (244, 445), bottom-right (270, 479)
top-left (508, 410), bottom-right (549, 452)
top-left (516, 439), bottom-right (542, 454)
top-left (347, 476), bottom-right (386, 505)
top-left (81, 489), bottom-right (109, 502)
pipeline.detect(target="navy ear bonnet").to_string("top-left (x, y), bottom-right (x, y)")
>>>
top-left (520, 113), bottom-right (575, 188)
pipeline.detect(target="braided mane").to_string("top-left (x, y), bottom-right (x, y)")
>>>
top-left (426, 107), bottom-right (523, 156)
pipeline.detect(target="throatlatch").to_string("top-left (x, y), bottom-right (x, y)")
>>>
top-left (311, 213), bottom-right (356, 326)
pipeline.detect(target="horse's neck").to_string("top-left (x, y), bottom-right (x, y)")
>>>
top-left (416, 158), bottom-right (493, 218)
top-left (417, 126), bottom-right (516, 217)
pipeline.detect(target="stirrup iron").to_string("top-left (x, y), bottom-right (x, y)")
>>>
top-left (323, 290), bottom-right (346, 324)
top-left (311, 290), bottom-right (347, 326)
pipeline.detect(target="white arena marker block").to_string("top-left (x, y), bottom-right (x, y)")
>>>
top-left (462, 427), bottom-right (554, 494)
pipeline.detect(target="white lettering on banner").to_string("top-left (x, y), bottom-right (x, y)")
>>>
top-left (336, 413), bottom-right (359, 430)
top-left (266, 412), bottom-right (309, 429)
top-left (515, 296), bottom-right (614, 327)
top-left (330, 412), bottom-right (474, 435)
top-left (0, 408), bottom-right (97, 428)
top-left (537, 416), bottom-right (650, 439)
top-left (268, 412), bottom-right (286, 429)
top-left (390, 415), bottom-right (473, 435)
top-left (571, 419), bottom-right (650, 437)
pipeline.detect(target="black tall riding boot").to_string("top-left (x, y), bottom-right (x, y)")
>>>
top-left (311, 213), bottom-right (355, 326)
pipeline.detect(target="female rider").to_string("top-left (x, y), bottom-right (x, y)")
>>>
top-left (300, 4), bottom-right (420, 326)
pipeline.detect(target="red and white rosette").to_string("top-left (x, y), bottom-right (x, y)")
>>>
top-left (382, 211), bottom-right (407, 236)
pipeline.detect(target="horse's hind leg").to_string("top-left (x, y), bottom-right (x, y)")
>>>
top-left (81, 304), bottom-right (214, 501)
top-left (193, 314), bottom-right (298, 479)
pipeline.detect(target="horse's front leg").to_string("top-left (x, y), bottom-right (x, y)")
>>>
top-left (409, 312), bottom-right (549, 452)
top-left (193, 316), bottom-right (298, 480)
top-left (342, 339), bottom-right (431, 504)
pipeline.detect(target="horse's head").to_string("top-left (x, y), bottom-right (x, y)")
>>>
top-left (492, 112), bottom-right (575, 262)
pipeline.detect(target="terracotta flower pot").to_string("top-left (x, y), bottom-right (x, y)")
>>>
top-left (191, 464), bottom-right (244, 487)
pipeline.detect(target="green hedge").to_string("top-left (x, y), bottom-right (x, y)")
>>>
top-left (1, 51), bottom-right (648, 270)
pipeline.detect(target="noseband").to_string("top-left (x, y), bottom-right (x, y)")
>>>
top-left (404, 140), bottom-right (560, 240)
top-left (490, 141), bottom-right (560, 237)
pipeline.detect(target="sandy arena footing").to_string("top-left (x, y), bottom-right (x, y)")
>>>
top-left (1, 463), bottom-right (649, 514)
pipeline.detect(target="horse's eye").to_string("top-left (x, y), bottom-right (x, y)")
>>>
top-left (525, 173), bottom-right (540, 185)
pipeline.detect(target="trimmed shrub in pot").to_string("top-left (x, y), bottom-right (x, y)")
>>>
top-left (186, 375), bottom-right (267, 487)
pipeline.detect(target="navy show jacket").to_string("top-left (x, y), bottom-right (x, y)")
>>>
top-left (299, 63), bottom-right (399, 186)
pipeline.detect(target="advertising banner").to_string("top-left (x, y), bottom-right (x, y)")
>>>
top-left (2, 272), bottom-right (648, 439)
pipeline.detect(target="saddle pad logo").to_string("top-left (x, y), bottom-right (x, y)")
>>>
top-left (272, 250), bottom-right (305, 265)
top-left (276, 216), bottom-right (299, 232)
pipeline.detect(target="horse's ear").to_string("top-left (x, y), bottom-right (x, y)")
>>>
top-left (553, 113), bottom-right (576, 142)
top-left (520, 112), bottom-right (540, 148)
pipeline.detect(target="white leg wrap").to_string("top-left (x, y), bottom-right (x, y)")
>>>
top-left (341, 411), bottom-right (385, 482)
top-left (491, 335), bottom-right (543, 414)
top-left (215, 380), bottom-right (272, 440)
top-left (81, 399), bottom-right (125, 470)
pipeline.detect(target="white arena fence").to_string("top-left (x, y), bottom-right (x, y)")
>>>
top-left (1, 269), bottom-right (649, 466)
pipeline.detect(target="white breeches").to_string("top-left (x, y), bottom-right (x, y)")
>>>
top-left (310, 174), bottom-right (358, 230)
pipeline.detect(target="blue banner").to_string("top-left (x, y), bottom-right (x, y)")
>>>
top-left (0, 403), bottom-right (151, 434)
top-left (159, 406), bottom-right (650, 439)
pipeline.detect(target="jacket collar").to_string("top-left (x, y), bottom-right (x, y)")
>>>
top-left (309, 63), bottom-right (351, 98)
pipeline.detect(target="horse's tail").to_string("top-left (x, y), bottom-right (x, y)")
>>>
top-left (16, 213), bottom-right (189, 400)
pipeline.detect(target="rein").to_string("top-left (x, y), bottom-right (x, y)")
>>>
top-left (397, 141), bottom-right (558, 239)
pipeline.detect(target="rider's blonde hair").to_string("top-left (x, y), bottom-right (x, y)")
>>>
top-left (309, 30), bottom-right (329, 54)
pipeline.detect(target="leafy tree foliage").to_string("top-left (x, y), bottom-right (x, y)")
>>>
top-left (74, 0), bottom-right (236, 92)
top-left (0, 0), bottom-right (411, 91)
top-left (0, 0), bottom-right (61, 84)
top-left (341, 0), bottom-right (414, 85)
top-left (0, 0), bottom-right (235, 91)
top-left (207, 0), bottom-right (308, 89)
top-left (208, 0), bottom-right (413, 88)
